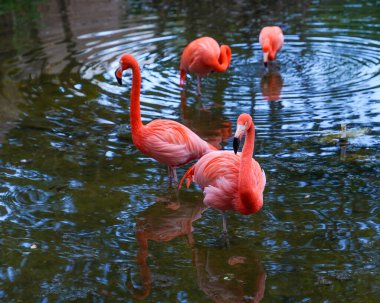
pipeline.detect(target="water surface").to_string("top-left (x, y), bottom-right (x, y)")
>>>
top-left (0, 0), bottom-right (379, 302)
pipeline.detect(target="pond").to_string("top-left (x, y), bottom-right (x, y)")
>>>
top-left (0, 0), bottom-right (379, 302)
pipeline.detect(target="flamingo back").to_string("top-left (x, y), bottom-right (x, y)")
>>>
top-left (134, 119), bottom-right (217, 168)
top-left (180, 37), bottom-right (221, 76)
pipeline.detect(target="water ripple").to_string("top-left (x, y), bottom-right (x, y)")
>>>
top-left (72, 23), bottom-right (380, 149)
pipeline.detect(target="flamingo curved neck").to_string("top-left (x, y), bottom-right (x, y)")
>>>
top-left (238, 124), bottom-right (262, 214)
top-left (128, 59), bottom-right (143, 133)
top-left (212, 45), bottom-right (231, 72)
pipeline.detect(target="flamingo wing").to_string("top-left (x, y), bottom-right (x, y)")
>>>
top-left (273, 28), bottom-right (284, 51)
top-left (189, 151), bottom-right (240, 210)
top-left (139, 119), bottom-right (216, 167)
top-left (182, 151), bottom-right (266, 211)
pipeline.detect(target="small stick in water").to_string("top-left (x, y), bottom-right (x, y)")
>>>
top-left (339, 123), bottom-right (348, 146)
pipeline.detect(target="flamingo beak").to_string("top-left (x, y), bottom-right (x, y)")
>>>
top-left (233, 124), bottom-right (245, 154)
top-left (233, 137), bottom-right (240, 154)
top-left (263, 52), bottom-right (269, 67)
top-left (115, 64), bottom-right (123, 85)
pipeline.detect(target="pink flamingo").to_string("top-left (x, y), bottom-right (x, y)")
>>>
top-left (179, 113), bottom-right (266, 233)
top-left (115, 54), bottom-right (217, 184)
top-left (180, 36), bottom-right (232, 95)
top-left (259, 26), bottom-right (284, 67)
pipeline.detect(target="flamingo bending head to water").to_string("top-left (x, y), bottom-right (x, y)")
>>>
top-left (115, 54), bottom-right (217, 184)
top-left (259, 26), bottom-right (284, 67)
top-left (180, 36), bottom-right (232, 95)
top-left (179, 113), bottom-right (266, 233)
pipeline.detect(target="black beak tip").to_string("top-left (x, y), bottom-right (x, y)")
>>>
top-left (264, 62), bottom-right (268, 68)
top-left (115, 70), bottom-right (122, 85)
top-left (233, 137), bottom-right (240, 154)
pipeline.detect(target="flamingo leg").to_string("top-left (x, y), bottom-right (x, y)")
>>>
top-left (186, 233), bottom-right (195, 247)
top-left (197, 75), bottom-right (202, 96)
top-left (173, 168), bottom-right (178, 184)
top-left (168, 166), bottom-right (178, 187)
top-left (167, 166), bottom-right (172, 185)
top-left (222, 211), bottom-right (228, 234)
top-left (221, 211), bottom-right (230, 247)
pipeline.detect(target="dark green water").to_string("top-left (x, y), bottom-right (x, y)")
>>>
top-left (0, 0), bottom-right (379, 302)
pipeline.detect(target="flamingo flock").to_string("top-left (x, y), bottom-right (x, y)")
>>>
top-left (114, 26), bottom-right (284, 233)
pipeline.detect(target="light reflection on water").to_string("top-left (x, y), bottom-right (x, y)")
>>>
top-left (0, 0), bottom-right (379, 302)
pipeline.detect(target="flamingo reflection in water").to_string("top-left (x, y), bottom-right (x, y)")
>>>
top-left (192, 245), bottom-right (266, 303)
top-left (127, 191), bottom-right (206, 300)
top-left (180, 90), bottom-right (232, 150)
top-left (127, 191), bottom-right (266, 302)
top-left (260, 71), bottom-right (284, 102)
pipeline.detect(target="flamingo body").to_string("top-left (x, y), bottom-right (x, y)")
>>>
top-left (180, 114), bottom-right (266, 216)
top-left (115, 54), bottom-right (216, 183)
top-left (133, 119), bottom-right (217, 168)
top-left (180, 37), bottom-right (232, 94)
top-left (259, 26), bottom-right (284, 66)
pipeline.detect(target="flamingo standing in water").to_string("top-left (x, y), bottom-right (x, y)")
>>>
top-left (180, 36), bottom-right (232, 95)
top-left (115, 54), bottom-right (217, 184)
top-left (259, 26), bottom-right (284, 67)
top-left (179, 113), bottom-right (266, 233)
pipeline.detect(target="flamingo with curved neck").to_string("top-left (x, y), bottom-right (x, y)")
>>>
top-left (179, 113), bottom-right (266, 232)
top-left (115, 54), bottom-right (217, 184)
top-left (259, 26), bottom-right (284, 67)
top-left (180, 36), bottom-right (232, 95)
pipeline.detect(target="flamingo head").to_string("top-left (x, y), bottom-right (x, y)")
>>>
top-left (233, 113), bottom-right (253, 154)
top-left (115, 54), bottom-right (137, 85)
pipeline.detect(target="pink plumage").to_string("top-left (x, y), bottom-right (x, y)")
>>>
top-left (259, 26), bottom-right (284, 66)
top-left (180, 113), bottom-right (266, 219)
top-left (115, 54), bottom-right (217, 184)
top-left (180, 36), bottom-right (232, 95)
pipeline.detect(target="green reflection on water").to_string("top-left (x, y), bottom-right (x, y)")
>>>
top-left (0, 0), bottom-right (379, 302)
